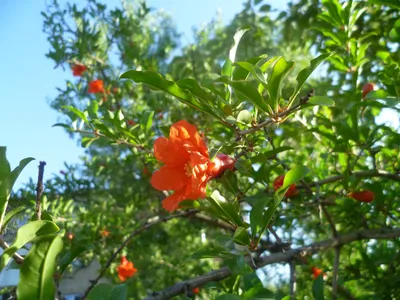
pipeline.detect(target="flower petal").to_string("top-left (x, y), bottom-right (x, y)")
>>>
top-left (162, 192), bottom-right (185, 212)
top-left (170, 120), bottom-right (208, 157)
top-left (151, 165), bottom-right (187, 191)
top-left (154, 137), bottom-right (188, 166)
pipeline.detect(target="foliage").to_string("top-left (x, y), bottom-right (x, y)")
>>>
top-left (1, 0), bottom-right (399, 299)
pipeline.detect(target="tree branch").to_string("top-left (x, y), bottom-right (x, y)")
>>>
top-left (145, 227), bottom-right (400, 300)
top-left (0, 238), bottom-right (24, 264)
top-left (82, 209), bottom-right (199, 299)
top-left (35, 161), bottom-right (46, 220)
top-left (306, 170), bottom-right (400, 187)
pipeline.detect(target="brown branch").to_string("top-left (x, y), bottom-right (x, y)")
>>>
top-left (332, 247), bottom-right (341, 300)
top-left (145, 227), bottom-right (400, 300)
top-left (35, 161), bottom-right (46, 220)
top-left (0, 238), bottom-right (24, 264)
top-left (237, 103), bottom-right (302, 137)
top-left (82, 209), bottom-right (199, 299)
top-left (289, 259), bottom-right (296, 300)
top-left (306, 170), bottom-right (400, 187)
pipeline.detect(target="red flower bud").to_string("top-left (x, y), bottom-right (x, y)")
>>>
top-left (362, 83), bottom-right (375, 99)
top-left (72, 64), bottom-right (87, 77)
top-left (208, 153), bottom-right (236, 178)
top-left (312, 266), bottom-right (323, 280)
top-left (273, 175), bottom-right (298, 198)
top-left (127, 120), bottom-right (136, 126)
top-left (349, 190), bottom-right (375, 203)
top-left (193, 287), bottom-right (200, 294)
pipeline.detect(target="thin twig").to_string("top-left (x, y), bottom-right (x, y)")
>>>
top-left (237, 103), bottom-right (302, 137)
top-left (289, 259), bottom-right (296, 300)
top-left (35, 161), bottom-right (46, 220)
top-left (306, 170), bottom-right (400, 187)
top-left (145, 227), bottom-right (400, 300)
top-left (82, 209), bottom-right (199, 299)
top-left (0, 238), bottom-right (24, 264)
top-left (332, 246), bottom-right (341, 300)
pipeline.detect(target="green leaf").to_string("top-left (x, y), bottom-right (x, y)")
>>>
top-left (208, 190), bottom-right (243, 226)
top-left (0, 155), bottom-right (34, 233)
top-left (216, 295), bottom-right (242, 300)
top-left (249, 197), bottom-right (268, 238)
top-left (86, 284), bottom-right (128, 300)
top-left (308, 96), bottom-right (335, 107)
top-left (233, 227), bottom-right (251, 246)
top-left (16, 235), bottom-right (63, 300)
top-left (1, 206), bottom-right (26, 233)
top-left (52, 123), bottom-right (73, 130)
top-left (58, 245), bottom-right (90, 275)
top-left (389, 19), bottom-right (400, 42)
top-left (312, 275), bottom-right (325, 300)
top-left (120, 71), bottom-right (220, 119)
top-left (229, 28), bottom-right (251, 63)
top-left (232, 55), bottom-right (269, 81)
top-left (216, 77), bottom-right (270, 113)
top-left (289, 53), bottom-right (333, 105)
top-left (0, 147), bottom-right (11, 182)
top-left (88, 100), bottom-right (99, 119)
top-left (0, 221), bottom-right (60, 270)
top-left (267, 57), bottom-right (295, 112)
top-left (233, 62), bottom-right (268, 89)
top-left (276, 165), bottom-right (310, 198)
top-left (63, 105), bottom-right (89, 124)
top-left (368, 0), bottom-right (400, 9)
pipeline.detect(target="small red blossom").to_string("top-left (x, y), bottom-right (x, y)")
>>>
top-left (273, 175), bottom-right (298, 198)
top-left (72, 64), bottom-right (87, 76)
top-left (101, 229), bottom-right (110, 237)
top-left (312, 266), bottom-right (323, 279)
top-left (151, 120), bottom-right (211, 212)
top-left (112, 87), bottom-right (119, 94)
top-left (209, 153), bottom-right (236, 178)
top-left (362, 82), bottom-right (375, 99)
top-left (193, 287), bottom-right (200, 294)
top-left (127, 120), bottom-right (136, 126)
top-left (349, 190), bottom-right (375, 203)
top-left (88, 79), bottom-right (105, 94)
top-left (117, 256), bottom-right (137, 282)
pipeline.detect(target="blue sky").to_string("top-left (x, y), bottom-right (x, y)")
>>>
top-left (0, 0), bottom-right (287, 187)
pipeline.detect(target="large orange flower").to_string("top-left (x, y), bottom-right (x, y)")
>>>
top-left (116, 256), bottom-right (137, 282)
top-left (151, 120), bottom-right (211, 212)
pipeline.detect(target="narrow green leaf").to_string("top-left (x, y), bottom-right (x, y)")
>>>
top-left (289, 53), bottom-right (333, 105)
top-left (216, 77), bottom-right (270, 113)
top-left (233, 62), bottom-right (268, 89)
top-left (0, 221), bottom-right (60, 270)
top-left (389, 19), bottom-right (400, 42)
top-left (86, 284), bottom-right (113, 300)
top-left (0, 147), bottom-right (11, 182)
top-left (1, 206), bottom-right (26, 234)
top-left (267, 57), bottom-right (295, 112)
top-left (276, 165), bottom-right (310, 199)
top-left (308, 96), bottom-right (335, 107)
top-left (63, 106), bottom-right (89, 124)
top-left (52, 123), bottom-right (73, 130)
top-left (208, 190), bottom-right (243, 226)
top-left (229, 28), bottom-right (251, 63)
top-left (312, 275), bottom-right (325, 300)
top-left (216, 295), bottom-right (242, 300)
top-left (233, 227), bottom-right (251, 246)
top-left (120, 71), bottom-right (220, 119)
top-left (232, 55), bottom-right (268, 81)
top-left (58, 245), bottom-right (90, 275)
top-left (17, 235), bottom-right (63, 300)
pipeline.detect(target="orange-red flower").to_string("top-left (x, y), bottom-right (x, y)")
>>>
top-left (273, 175), bottom-right (298, 198)
top-left (116, 256), bottom-right (137, 282)
top-left (101, 229), bottom-right (110, 237)
top-left (362, 82), bottom-right (375, 99)
top-left (150, 120), bottom-right (211, 212)
top-left (88, 79), bottom-right (105, 94)
top-left (193, 287), bottom-right (200, 294)
top-left (127, 120), bottom-right (136, 126)
top-left (72, 64), bottom-right (87, 76)
top-left (209, 153), bottom-right (236, 178)
top-left (349, 190), bottom-right (375, 203)
top-left (66, 232), bottom-right (74, 240)
top-left (312, 266), bottom-right (323, 279)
